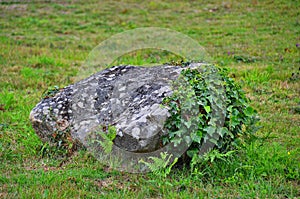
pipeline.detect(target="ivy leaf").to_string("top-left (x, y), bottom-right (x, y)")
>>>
top-left (209, 138), bottom-right (218, 145)
top-left (187, 148), bottom-right (198, 158)
top-left (184, 135), bottom-right (192, 144)
top-left (183, 120), bottom-right (192, 128)
top-left (230, 115), bottom-right (240, 127)
top-left (169, 130), bottom-right (182, 138)
top-left (244, 106), bottom-right (254, 117)
top-left (204, 105), bottom-right (211, 113)
top-left (191, 131), bottom-right (202, 143)
top-left (204, 126), bottom-right (216, 136)
top-left (172, 137), bottom-right (182, 147)
top-left (227, 105), bottom-right (233, 113)
top-left (162, 137), bottom-right (169, 145)
top-left (218, 127), bottom-right (230, 138)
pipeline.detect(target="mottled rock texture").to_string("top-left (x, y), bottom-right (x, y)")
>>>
top-left (30, 63), bottom-right (202, 152)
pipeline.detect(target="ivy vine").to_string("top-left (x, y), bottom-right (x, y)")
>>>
top-left (162, 65), bottom-right (259, 161)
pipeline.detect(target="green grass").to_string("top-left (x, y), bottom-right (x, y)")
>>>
top-left (0, 0), bottom-right (299, 198)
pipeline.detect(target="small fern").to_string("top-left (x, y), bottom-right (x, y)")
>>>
top-left (191, 149), bottom-right (235, 171)
top-left (93, 126), bottom-right (117, 154)
top-left (139, 152), bottom-right (178, 177)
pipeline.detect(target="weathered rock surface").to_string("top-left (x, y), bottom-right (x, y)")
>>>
top-left (30, 63), bottom-right (202, 153)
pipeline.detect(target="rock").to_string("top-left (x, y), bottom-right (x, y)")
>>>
top-left (30, 63), bottom-right (203, 153)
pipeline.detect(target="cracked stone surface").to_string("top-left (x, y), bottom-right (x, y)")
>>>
top-left (30, 63), bottom-right (204, 152)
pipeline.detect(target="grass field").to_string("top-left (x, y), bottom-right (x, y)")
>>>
top-left (0, 0), bottom-right (299, 198)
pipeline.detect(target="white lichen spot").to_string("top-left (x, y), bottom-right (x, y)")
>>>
top-left (78, 102), bottom-right (84, 108)
top-left (132, 127), bottom-right (140, 139)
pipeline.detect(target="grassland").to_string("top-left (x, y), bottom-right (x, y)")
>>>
top-left (0, 0), bottom-right (299, 198)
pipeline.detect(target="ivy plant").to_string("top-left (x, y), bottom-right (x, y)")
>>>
top-left (162, 64), bottom-right (259, 165)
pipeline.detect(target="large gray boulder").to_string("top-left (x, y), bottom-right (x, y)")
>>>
top-left (30, 63), bottom-right (202, 153)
